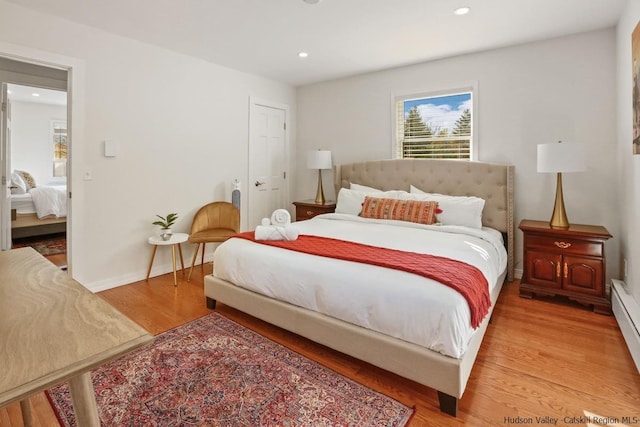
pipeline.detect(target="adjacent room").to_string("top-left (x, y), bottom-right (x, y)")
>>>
top-left (7, 83), bottom-right (67, 268)
top-left (0, 0), bottom-right (638, 425)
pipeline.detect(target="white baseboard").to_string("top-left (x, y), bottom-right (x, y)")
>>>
top-left (85, 254), bottom-right (214, 293)
top-left (611, 279), bottom-right (640, 374)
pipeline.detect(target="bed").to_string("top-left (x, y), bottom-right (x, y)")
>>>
top-left (204, 158), bottom-right (515, 416)
top-left (11, 185), bottom-right (67, 239)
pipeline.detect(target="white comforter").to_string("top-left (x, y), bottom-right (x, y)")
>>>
top-left (29, 185), bottom-right (67, 219)
top-left (213, 213), bottom-right (507, 358)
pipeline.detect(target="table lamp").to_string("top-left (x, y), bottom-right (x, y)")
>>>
top-left (537, 141), bottom-right (586, 229)
top-left (307, 150), bottom-right (332, 204)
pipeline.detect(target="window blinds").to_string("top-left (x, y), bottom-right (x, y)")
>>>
top-left (394, 93), bottom-right (472, 160)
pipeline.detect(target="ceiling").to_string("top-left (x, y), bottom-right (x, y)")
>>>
top-left (7, 83), bottom-right (66, 105)
top-left (6, 0), bottom-right (627, 86)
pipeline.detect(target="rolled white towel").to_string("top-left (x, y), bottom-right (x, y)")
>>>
top-left (255, 225), bottom-right (277, 240)
top-left (255, 224), bottom-right (300, 241)
top-left (281, 224), bottom-right (300, 241)
top-left (261, 217), bottom-right (271, 226)
top-left (270, 209), bottom-right (291, 227)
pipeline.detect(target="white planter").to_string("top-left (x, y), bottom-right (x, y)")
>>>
top-left (160, 228), bottom-right (173, 241)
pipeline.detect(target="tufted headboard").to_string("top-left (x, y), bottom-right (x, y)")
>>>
top-left (334, 159), bottom-right (515, 281)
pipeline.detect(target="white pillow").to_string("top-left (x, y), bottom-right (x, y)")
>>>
top-left (350, 183), bottom-right (382, 193)
top-left (14, 170), bottom-right (36, 190)
top-left (336, 188), bottom-right (407, 216)
top-left (10, 172), bottom-right (27, 194)
top-left (407, 185), bottom-right (485, 229)
top-left (409, 185), bottom-right (423, 194)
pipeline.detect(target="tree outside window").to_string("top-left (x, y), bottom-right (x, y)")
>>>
top-left (395, 91), bottom-right (473, 160)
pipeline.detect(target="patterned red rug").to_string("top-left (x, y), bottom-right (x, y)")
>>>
top-left (12, 232), bottom-right (66, 256)
top-left (46, 312), bottom-right (414, 426)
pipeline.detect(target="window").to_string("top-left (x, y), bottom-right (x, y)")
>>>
top-left (52, 120), bottom-right (67, 177)
top-left (394, 89), bottom-right (474, 160)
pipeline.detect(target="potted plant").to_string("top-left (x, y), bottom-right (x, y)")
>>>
top-left (153, 213), bottom-right (178, 241)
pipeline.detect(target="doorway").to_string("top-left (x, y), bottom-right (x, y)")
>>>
top-left (5, 84), bottom-right (68, 266)
top-left (0, 57), bottom-right (69, 268)
top-left (248, 98), bottom-right (289, 230)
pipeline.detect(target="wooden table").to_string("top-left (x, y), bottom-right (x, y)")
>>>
top-left (0, 247), bottom-right (153, 426)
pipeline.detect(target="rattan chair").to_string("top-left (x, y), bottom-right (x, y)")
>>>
top-left (187, 201), bottom-right (239, 281)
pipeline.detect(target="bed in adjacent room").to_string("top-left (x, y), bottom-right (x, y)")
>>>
top-left (10, 170), bottom-right (67, 238)
top-left (204, 158), bottom-right (515, 416)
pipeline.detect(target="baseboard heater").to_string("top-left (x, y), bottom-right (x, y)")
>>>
top-left (611, 279), bottom-right (640, 373)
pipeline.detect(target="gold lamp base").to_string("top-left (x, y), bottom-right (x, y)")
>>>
top-left (549, 172), bottom-right (570, 229)
top-left (315, 169), bottom-right (325, 205)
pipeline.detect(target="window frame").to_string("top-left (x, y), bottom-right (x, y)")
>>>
top-left (391, 82), bottom-right (478, 161)
top-left (51, 119), bottom-right (67, 178)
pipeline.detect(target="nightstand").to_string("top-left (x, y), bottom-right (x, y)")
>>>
top-left (293, 200), bottom-right (336, 221)
top-left (519, 219), bottom-right (612, 314)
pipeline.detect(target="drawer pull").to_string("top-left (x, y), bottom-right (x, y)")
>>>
top-left (556, 262), bottom-right (561, 278)
top-left (554, 241), bottom-right (571, 249)
top-left (564, 263), bottom-right (568, 279)
top-left (306, 210), bottom-right (314, 216)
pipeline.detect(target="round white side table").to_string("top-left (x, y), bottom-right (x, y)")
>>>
top-left (146, 232), bottom-right (188, 286)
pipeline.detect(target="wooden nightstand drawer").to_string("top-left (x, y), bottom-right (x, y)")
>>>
top-left (525, 234), bottom-right (604, 257)
top-left (296, 206), bottom-right (323, 220)
top-left (293, 200), bottom-right (336, 221)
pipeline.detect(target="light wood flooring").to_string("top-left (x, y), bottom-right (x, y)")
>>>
top-left (43, 254), bottom-right (66, 269)
top-left (1, 264), bottom-right (639, 426)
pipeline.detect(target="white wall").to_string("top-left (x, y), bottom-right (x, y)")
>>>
top-left (0, 0), bottom-right (296, 290)
top-left (0, 0), bottom-right (623, 294)
top-left (297, 29), bottom-right (619, 280)
top-left (616, 2), bottom-right (640, 304)
top-left (11, 101), bottom-right (67, 186)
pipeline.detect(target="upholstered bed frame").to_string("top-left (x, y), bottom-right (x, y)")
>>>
top-left (335, 159), bottom-right (515, 282)
top-left (204, 159), bottom-right (515, 416)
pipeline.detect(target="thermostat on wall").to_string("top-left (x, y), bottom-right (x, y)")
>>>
top-left (104, 140), bottom-right (117, 157)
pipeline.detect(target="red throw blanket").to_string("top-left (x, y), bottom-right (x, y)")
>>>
top-left (233, 232), bottom-right (491, 329)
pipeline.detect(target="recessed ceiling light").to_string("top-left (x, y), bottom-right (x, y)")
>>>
top-left (454, 7), bottom-right (470, 15)
top-left (32, 93), bottom-right (40, 97)
top-left (298, 52), bottom-right (309, 58)
top-left (303, 0), bottom-right (320, 4)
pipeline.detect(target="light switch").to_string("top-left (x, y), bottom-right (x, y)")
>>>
top-left (104, 140), bottom-right (117, 157)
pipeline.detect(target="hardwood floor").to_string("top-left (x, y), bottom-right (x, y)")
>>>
top-left (2, 264), bottom-right (639, 426)
top-left (43, 254), bottom-right (66, 269)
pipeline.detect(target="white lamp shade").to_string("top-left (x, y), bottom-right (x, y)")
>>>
top-left (537, 141), bottom-right (586, 173)
top-left (307, 150), bottom-right (332, 170)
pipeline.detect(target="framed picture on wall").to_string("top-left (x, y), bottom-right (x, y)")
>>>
top-left (633, 21), bottom-right (640, 155)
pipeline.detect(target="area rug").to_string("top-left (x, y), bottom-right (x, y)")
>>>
top-left (46, 312), bottom-right (414, 426)
top-left (12, 232), bottom-right (66, 256)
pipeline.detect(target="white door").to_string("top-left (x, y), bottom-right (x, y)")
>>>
top-left (0, 84), bottom-right (11, 250)
top-left (248, 101), bottom-right (288, 230)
